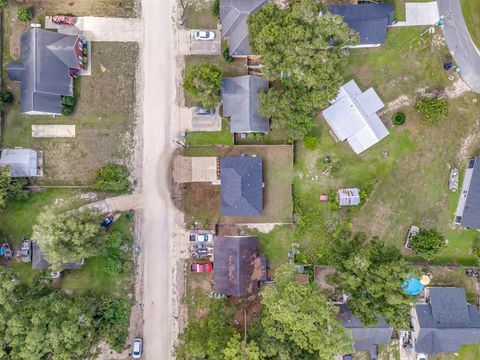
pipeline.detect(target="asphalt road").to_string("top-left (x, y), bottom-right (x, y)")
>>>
top-left (437, 0), bottom-right (480, 92)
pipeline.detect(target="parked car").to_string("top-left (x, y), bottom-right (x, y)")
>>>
top-left (132, 338), bottom-right (143, 359)
top-left (100, 215), bottom-right (114, 229)
top-left (194, 30), bottom-right (215, 41)
top-left (417, 354), bottom-right (427, 360)
top-left (52, 15), bottom-right (76, 26)
top-left (195, 248), bottom-right (210, 256)
top-left (191, 262), bottom-right (213, 273)
top-left (195, 107), bottom-right (215, 116)
top-left (190, 233), bottom-right (213, 242)
top-left (20, 239), bottom-right (32, 263)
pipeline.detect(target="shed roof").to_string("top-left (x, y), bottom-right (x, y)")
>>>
top-left (222, 75), bottom-right (269, 133)
top-left (0, 148), bottom-right (39, 177)
top-left (220, 156), bottom-right (263, 216)
top-left (338, 188), bottom-right (361, 206)
top-left (458, 157), bottom-right (480, 229)
top-left (220, 0), bottom-right (267, 56)
top-left (327, 4), bottom-right (394, 46)
top-left (414, 287), bottom-right (480, 355)
top-left (31, 241), bottom-right (83, 270)
top-left (213, 236), bottom-right (266, 296)
top-left (322, 80), bottom-right (388, 154)
top-left (7, 28), bottom-right (80, 114)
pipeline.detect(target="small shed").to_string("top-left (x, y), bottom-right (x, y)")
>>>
top-left (338, 188), bottom-right (361, 206)
top-left (0, 148), bottom-right (41, 177)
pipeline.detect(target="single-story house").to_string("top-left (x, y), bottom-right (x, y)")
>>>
top-left (322, 80), bottom-right (389, 154)
top-left (220, 0), bottom-right (267, 57)
top-left (0, 148), bottom-right (41, 177)
top-left (32, 241), bottom-right (84, 270)
top-left (337, 304), bottom-right (393, 359)
top-left (7, 28), bottom-right (85, 115)
top-left (338, 188), bottom-right (361, 206)
top-left (222, 75), bottom-right (269, 134)
top-left (213, 236), bottom-right (266, 296)
top-left (454, 157), bottom-right (480, 229)
top-left (220, 155), bottom-right (263, 216)
top-left (411, 287), bottom-right (480, 355)
top-left (328, 4), bottom-right (394, 48)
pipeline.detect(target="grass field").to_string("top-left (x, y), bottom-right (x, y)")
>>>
top-left (185, 119), bottom-right (234, 146)
top-left (461, 0), bottom-right (480, 50)
top-left (183, 0), bottom-right (219, 30)
top-left (254, 225), bottom-right (296, 271)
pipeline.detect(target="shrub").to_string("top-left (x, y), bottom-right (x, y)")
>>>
top-left (61, 96), bottom-right (76, 116)
top-left (410, 228), bottom-right (447, 260)
top-left (61, 105), bottom-right (74, 116)
top-left (0, 91), bottom-right (13, 104)
top-left (211, 0), bottom-right (220, 18)
top-left (0, 0), bottom-right (7, 10)
top-left (223, 47), bottom-right (233, 63)
top-left (17, 7), bottom-right (33, 22)
top-left (392, 112), bottom-right (405, 125)
top-left (93, 164), bottom-right (131, 192)
top-left (303, 136), bottom-right (319, 150)
top-left (183, 63), bottom-right (222, 108)
top-left (415, 97), bottom-right (448, 124)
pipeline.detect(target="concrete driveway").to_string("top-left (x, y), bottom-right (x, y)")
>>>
top-left (190, 30), bottom-right (221, 55)
top-left (438, 0), bottom-right (480, 92)
top-left (392, 2), bottom-right (439, 26)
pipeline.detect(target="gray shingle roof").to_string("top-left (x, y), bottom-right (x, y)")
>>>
top-left (0, 148), bottom-right (39, 177)
top-left (31, 241), bottom-right (83, 270)
top-left (337, 304), bottom-right (393, 359)
top-left (220, 0), bottom-right (266, 56)
top-left (222, 75), bottom-right (269, 133)
top-left (415, 288), bottom-right (480, 355)
top-left (7, 28), bottom-right (80, 114)
top-left (459, 157), bottom-right (480, 229)
top-left (327, 4), bottom-right (394, 46)
top-left (213, 236), bottom-right (266, 296)
top-left (220, 156), bottom-right (263, 216)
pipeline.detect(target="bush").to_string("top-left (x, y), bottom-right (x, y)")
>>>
top-left (183, 63), bottom-right (222, 108)
top-left (0, 91), bottom-right (13, 104)
top-left (17, 7), bottom-right (33, 22)
top-left (211, 0), bottom-right (220, 18)
top-left (93, 164), bottom-right (131, 192)
top-left (303, 136), bottom-right (319, 150)
top-left (410, 228), bottom-right (447, 260)
top-left (392, 112), bottom-right (405, 125)
top-left (61, 105), bottom-right (74, 116)
top-left (223, 47), bottom-right (233, 63)
top-left (61, 96), bottom-right (76, 116)
top-left (0, 0), bottom-right (7, 10)
top-left (415, 97), bottom-right (448, 124)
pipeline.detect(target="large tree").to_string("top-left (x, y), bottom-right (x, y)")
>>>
top-left (333, 237), bottom-right (412, 329)
top-left (260, 264), bottom-right (353, 359)
top-left (183, 63), bottom-right (222, 109)
top-left (0, 166), bottom-right (28, 209)
top-left (223, 333), bottom-right (266, 360)
top-left (31, 207), bottom-right (103, 270)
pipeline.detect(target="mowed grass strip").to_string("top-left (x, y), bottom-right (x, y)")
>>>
top-left (461, 0), bottom-right (480, 50)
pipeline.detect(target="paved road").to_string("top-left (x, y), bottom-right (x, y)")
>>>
top-left (438, 0), bottom-right (480, 92)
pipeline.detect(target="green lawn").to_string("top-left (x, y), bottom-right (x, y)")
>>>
top-left (185, 119), bottom-right (234, 146)
top-left (254, 225), bottom-right (296, 271)
top-left (184, 0), bottom-right (219, 29)
top-left (461, 0), bottom-right (480, 50)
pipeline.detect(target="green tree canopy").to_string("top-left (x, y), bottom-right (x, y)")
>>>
top-left (17, 7), bottom-right (33, 22)
top-left (93, 163), bottom-right (131, 192)
top-left (223, 333), bottom-right (266, 360)
top-left (410, 228), bottom-right (447, 260)
top-left (183, 63), bottom-right (222, 109)
top-left (414, 96), bottom-right (449, 124)
top-left (0, 166), bottom-right (29, 209)
top-left (31, 207), bottom-right (103, 270)
top-left (260, 264), bottom-right (353, 358)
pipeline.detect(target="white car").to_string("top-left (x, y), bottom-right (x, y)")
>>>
top-left (194, 30), bottom-right (215, 41)
top-left (417, 354), bottom-right (427, 360)
top-left (132, 338), bottom-right (142, 359)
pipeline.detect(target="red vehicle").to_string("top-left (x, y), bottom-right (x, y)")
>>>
top-left (191, 262), bottom-right (213, 273)
top-left (52, 16), bottom-right (77, 26)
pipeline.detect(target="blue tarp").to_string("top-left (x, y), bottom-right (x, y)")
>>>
top-left (0, 247), bottom-right (3, 256)
top-left (403, 278), bottom-right (424, 296)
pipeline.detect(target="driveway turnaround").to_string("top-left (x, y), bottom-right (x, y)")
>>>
top-left (32, 125), bottom-right (75, 138)
top-left (392, 2), bottom-right (439, 26)
top-left (437, 0), bottom-right (480, 92)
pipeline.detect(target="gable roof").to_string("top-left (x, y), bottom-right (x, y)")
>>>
top-left (213, 236), bottom-right (266, 296)
top-left (220, 0), bottom-right (267, 56)
top-left (322, 80), bottom-right (388, 154)
top-left (220, 156), bottom-right (263, 216)
top-left (327, 4), bottom-right (394, 46)
top-left (222, 75), bottom-right (269, 133)
top-left (415, 288), bottom-right (480, 355)
top-left (7, 28), bottom-right (80, 114)
top-left (337, 304), bottom-right (393, 359)
top-left (31, 241), bottom-right (83, 270)
top-left (0, 148), bottom-right (39, 177)
top-left (457, 158), bottom-right (480, 229)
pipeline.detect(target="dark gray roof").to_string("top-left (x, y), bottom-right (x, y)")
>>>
top-left (32, 241), bottom-right (83, 271)
top-left (327, 4), bottom-right (394, 45)
top-left (213, 236), bottom-right (266, 296)
top-left (7, 28), bottom-right (80, 114)
top-left (337, 304), bottom-right (393, 359)
top-left (220, 156), bottom-right (263, 216)
top-left (415, 288), bottom-right (480, 355)
top-left (222, 75), bottom-right (269, 133)
top-left (220, 0), bottom-right (266, 56)
top-left (460, 157), bottom-right (480, 228)
top-left (0, 148), bottom-right (39, 177)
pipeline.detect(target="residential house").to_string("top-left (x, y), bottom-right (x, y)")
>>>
top-left (0, 148), bottom-right (41, 177)
top-left (213, 236), bottom-right (266, 296)
top-left (322, 80), bottom-right (389, 154)
top-left (338, 188), bottom-right (361, 206)
top-left (7, 28), bottom-right (85, 115)
top-left (32, 241), bottom-right (84, 270)
top-left (337, 304), bottom-right (393, 359)
top-left (222, 75), bottom-right (269, 134)
top-left (454, 157), bottom-right (480, 229)
top-left (411, 287), bottom-right (480, 355)
top-left (220, 0), bottom-right (267, 57)
top-left (328, 4), bottom-right (394, 48)
top-left (220, 156), bottom-right (263, 216)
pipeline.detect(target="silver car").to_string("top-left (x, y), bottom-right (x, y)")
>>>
top-left (194, 30), bottom-right (215, 41)
top-left (132, 338), bottom-right (142, 358)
